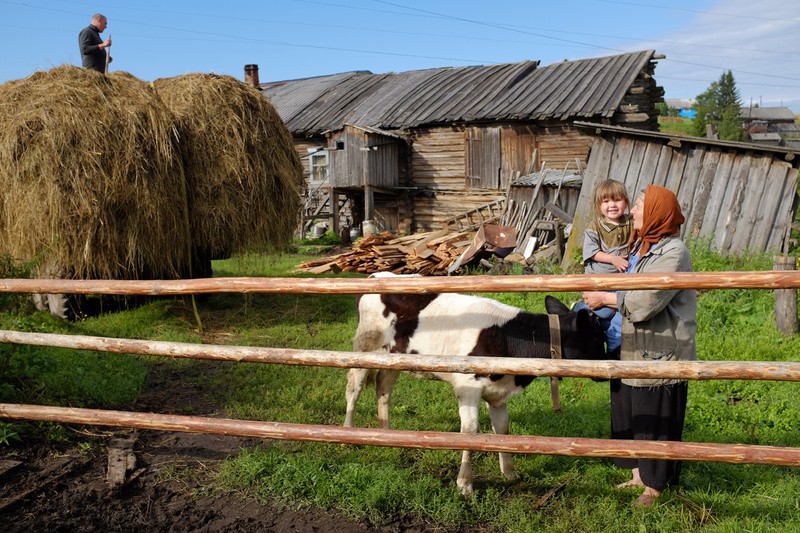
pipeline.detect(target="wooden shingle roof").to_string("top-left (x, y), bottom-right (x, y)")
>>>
top-left (261, 50), bottom-right (657, 136)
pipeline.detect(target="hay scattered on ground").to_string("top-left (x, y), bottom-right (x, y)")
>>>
top-left (153, 73), bottom-right (303, 260)
top-left (0, 66), bottom-right (189, 280)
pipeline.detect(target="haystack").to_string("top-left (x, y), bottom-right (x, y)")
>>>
top-left (0, 66), bottom-right (190, 281)
top-left (153, 73), bottom-right (302, 264)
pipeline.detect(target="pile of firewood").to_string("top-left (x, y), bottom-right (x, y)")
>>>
top-left (295, 229), bottom-right (475, 275)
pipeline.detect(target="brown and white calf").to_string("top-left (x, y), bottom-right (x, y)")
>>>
top-left (344, 282), bottom-right (608, 494)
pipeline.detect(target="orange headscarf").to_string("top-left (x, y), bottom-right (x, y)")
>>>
top-left (630, 185), bottom-right (684, 256)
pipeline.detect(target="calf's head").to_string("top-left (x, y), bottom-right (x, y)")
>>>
top-left (544, 296), bottom-right (607, 361)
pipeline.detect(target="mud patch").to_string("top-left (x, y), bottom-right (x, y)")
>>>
top-left (0, 362), bottom-right (474, 532)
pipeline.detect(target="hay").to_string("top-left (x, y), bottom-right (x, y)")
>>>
top-left (1, 68), bottom-right (303, 283)
top-left (153, 73), bottom-right (302, 260)
top-left (0, 66), bottom-right (190, 280)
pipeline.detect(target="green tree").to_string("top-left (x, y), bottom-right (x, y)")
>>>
top-left (691, 70), bottom-right (745, 141)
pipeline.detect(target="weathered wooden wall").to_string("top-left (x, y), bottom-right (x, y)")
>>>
top-left (536, 125), bottom-right (594, 171)
top-left (410, 124), bottom-right (594, 231)
top-left (329, 126), bottom-right (399, 189)
top-left (565, 133), bottom-right (800, 265)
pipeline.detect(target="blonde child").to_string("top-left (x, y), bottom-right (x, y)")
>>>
top-left (583, 179), bottom-right (633, 274)
top-left (576, 179), bottom-right (633, 355)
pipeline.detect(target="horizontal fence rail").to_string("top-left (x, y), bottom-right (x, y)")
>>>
top-left (2, 271), bottom-right (800, 295)
top-left (2, 330), bottom-right (800, 382)
top-left (1, 272), bottom-right (799, 471)
top-left (2, 404), bottom-right (799, 467)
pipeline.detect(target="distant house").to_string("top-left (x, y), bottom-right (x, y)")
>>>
top-left (255, 50), bottom-right (665, 236)
top-left (664, 98), bottom-right (696, 118)
top-left (739, 107), bottom-right (800, 148)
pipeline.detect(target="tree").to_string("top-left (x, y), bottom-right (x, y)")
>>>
top-left (691, 70), bottom-right (745, 141)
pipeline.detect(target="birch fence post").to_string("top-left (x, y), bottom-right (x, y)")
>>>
top-left (774, 255), bottom-right (798, 336)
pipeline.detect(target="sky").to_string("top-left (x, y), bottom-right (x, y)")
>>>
top-left (2, 0), bottom-right (799, 112)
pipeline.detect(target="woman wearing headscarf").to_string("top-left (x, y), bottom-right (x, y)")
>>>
top-left (581, 185), bottom-right (697, 507)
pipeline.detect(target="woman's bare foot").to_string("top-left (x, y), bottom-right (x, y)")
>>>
top-left (615, 468), bottom-right (644, 489)
top-left (634, 487), bottom-right (662, 507)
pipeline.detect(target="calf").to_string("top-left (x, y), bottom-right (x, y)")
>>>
top-left (344, 283), bottom-right (607, 495)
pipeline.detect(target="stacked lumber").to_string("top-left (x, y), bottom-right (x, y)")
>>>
top-left (295, 229), bottom-right (475, 275)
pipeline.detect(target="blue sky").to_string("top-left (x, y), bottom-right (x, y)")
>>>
top-left (2, 0), bottom-right (799, 111)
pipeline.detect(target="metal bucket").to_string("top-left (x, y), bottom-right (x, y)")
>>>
top-left (311, 225), bottom-right (326, 238)
top-left (362, 219), bottom-right (379, 237)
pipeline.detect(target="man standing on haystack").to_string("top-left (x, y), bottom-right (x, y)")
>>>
top-left (78, 13), bottom-right (112, 73)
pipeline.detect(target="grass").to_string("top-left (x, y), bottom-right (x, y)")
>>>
top-left (658, 116), bottom-right (697, 136)
top-left (2, 244), bottom-right (800, 531)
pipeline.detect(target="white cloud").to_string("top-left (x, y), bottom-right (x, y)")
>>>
top-left (634, 0), bottom-right (800, 111)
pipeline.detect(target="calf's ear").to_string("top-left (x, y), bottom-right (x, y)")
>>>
top-left (544, 295), bottom-right (570, 315)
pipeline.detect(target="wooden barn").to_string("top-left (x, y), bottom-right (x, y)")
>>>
top-left (256, 50), bottom-right (665, 237)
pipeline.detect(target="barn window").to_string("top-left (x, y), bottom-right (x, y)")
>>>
top-left (310, 150), bottom-right (328, 182)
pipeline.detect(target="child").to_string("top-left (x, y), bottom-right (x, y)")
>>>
top-left (577, 180), bottom-right (633, 356)
top-left (583, 179), bottom-right (633, 275)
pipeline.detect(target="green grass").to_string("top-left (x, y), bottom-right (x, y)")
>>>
top-left (2, 244), bottom-right (800, 531)
top-left (659, 116), bottom-right (697, 136)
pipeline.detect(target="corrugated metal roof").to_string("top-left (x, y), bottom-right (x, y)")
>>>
top-left (261, 51), bottom-right (656, 136)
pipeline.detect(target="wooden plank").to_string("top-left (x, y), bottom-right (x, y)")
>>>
top-left (750, 162), bottom-right (792, 252)
top-left (651, 144), bottom-right (673, 188)
top-left (674, 146), bottom-right (706, 233)
top-left (662, 147), bottom-right (688, 193)
top-left (730, 155), bottom-right (771, 255)
top-left (769, 170), bottom-right (799, 251)
top-left (635, 141), bottom-right (664, 193)
top-left (608, 136), bottom-right (635, 182)
top-left (714, 155), bottom-right (751, 253)
top-left (562, 136), bottom-right (613, 269)
top-left (399, 230), bottom-right (449, 254)
top-left (625, 139), bottom-right (649, 196)
top-left (684, 149), bottom-right (720, 238)
top-left (699, 152), bottom-right (736, 239)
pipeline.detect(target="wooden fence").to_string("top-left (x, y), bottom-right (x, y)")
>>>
top-left (2, 272), bottom-right (800, 467)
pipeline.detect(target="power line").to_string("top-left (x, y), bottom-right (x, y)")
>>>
top-left (2, 0), bottom-right (799, 98)
top-left (594, 0), bottom-right (800, 24)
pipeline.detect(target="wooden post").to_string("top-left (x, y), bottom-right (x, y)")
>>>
top-left (774, 255), bottom-right (798, 336)
top-left (364, 184), bottom-right (374, 221)
top-left (331, 188), bottom-right (340, 238)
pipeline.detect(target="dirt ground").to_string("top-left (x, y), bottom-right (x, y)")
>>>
top-left (0, 362), bottom-right (475, 532)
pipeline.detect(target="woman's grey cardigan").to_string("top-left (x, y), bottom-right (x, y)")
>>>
top-left (616, 236), bottom-right (697, 387)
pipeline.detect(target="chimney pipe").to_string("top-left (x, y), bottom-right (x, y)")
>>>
top-left (244, 64), bottom-right (260, 88)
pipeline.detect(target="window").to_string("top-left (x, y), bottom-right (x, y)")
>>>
top-left (310, 150), bottom-right (328, 182)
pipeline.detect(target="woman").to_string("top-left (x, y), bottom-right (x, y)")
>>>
top-left (581, 184), bottom-right (697, 507)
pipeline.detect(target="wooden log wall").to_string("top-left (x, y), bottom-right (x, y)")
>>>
top-left (612, 56), bottom-right (664, 131)
top-left (535, 125), bottom-right (593, 171)
top-left (410, 126), bottom-right (467, 190)
top-left (409, 125), bottom-right (593, 231)
top-left (565, 134), bottom-right (800, 266)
